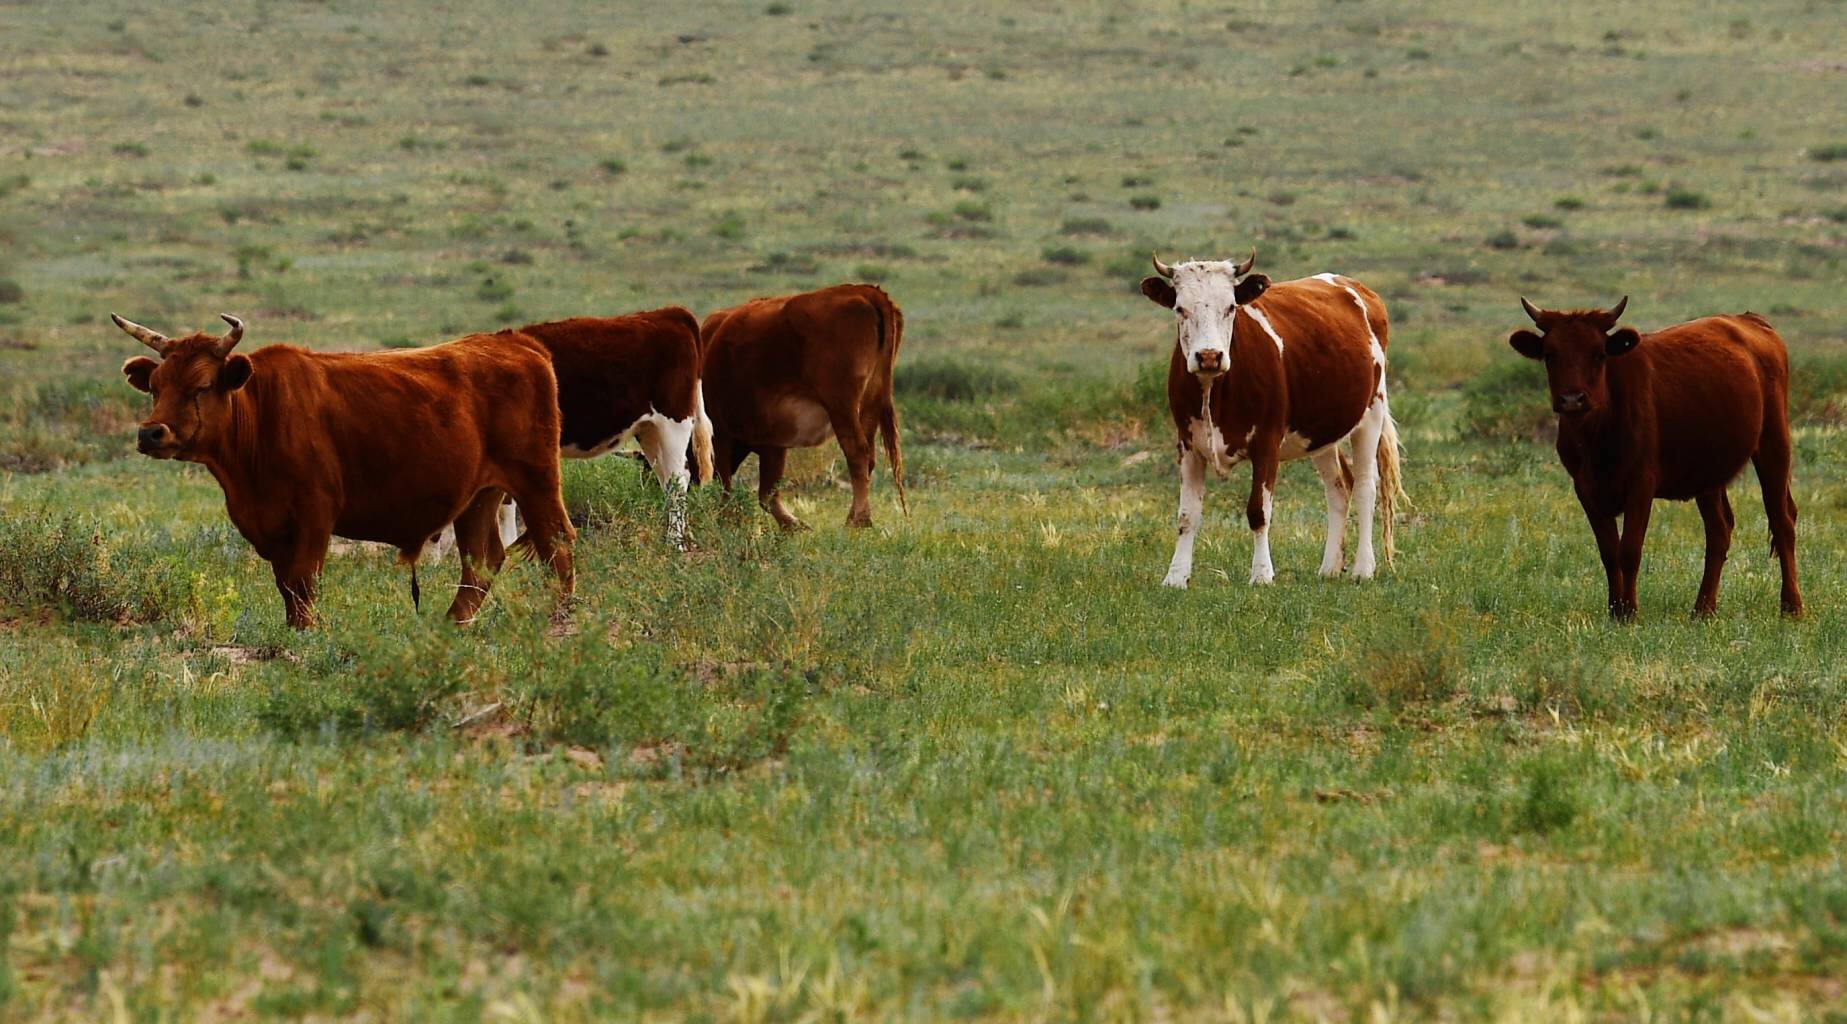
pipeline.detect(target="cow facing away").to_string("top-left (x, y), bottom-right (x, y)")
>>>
top-left (699, 284), bottom-right (906, 530)
top-left (1509, 298), bottom-right (1802, 619)
top-left (115, 314), bottom-right (575, 628)
top-left (1140, 252), bottom-right (1406, 586)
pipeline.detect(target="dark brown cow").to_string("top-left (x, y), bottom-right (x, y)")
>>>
top-left (1509, 298), bottom-right (1802, 619)
top-left (1140, 252), bottom-right (1406, 587)
top-left (517, 309), bottom-right (712, 548)
top-left (115, 313), bottom-right (574, 628)
top-left (699, 284), bottom-right (906, 530)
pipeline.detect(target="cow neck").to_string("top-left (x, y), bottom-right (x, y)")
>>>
top-left (194, 369), bottom-right (271, 493)
top-left (1557, 370), bottom-right (1640, 470)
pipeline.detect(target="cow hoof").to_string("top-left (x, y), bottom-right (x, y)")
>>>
top-left (1349, 559), bottom-right (1377, 580)
top-left (846, 515), bottom-right (874, 529)
top-left (1161, 573), bottom-right (1189, 589)
top-left (1248, 569), bottom-right (1275, 586)
top-left (1318, 561), bottom-right (1344, 579)
top-left (776, 518), bottom-right (811, 534)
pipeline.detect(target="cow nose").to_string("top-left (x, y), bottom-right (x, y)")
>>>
top-left (1555, 391), bottom-right (1588, 414)
top-left (1195, 349), bottom-right (1225, 373)
top-left (137, 424), bottom-right (170, 451)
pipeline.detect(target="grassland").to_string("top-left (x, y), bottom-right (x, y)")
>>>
top-left (3, 0), bottom-right (1847, 1019)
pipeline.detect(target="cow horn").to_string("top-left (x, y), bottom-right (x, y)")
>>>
top-left (1151, 252), bottom-right (1175, 279)
top-left (1232, 248), bottom-right (1256, 278)
top-left (111, 313), bottom-right (171, 355)
top-left (1520, 296), bottom-right (1545, 326)
top-left (216, 314), bottom-right (245, 355)
top-left (1605, 295), bottom-right (1628, 326)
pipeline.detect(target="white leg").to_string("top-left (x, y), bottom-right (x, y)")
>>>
top-left (641, 414), bottom-right (697, 550)
top-left (497, 498), bottom-right (520, 548)
top-left (1163, 447), bottom-right (1208, 588)
top-left (1310, 446), bottom-right (1350, 578)
top-left (1249, 483), bottom-right (1275, 585)
top-left (1349, 397), bottom-right (1388, 579)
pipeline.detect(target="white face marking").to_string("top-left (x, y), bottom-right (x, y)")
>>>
top-left (1320, 276), bottom-right (1386, 368)
top-left (1167, 259), bottom-right (1258, 375)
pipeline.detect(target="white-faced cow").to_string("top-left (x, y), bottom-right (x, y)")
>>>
top-left (1509, 297), bottom-right (1802, 619)
top-left (1139, 252), bottom-right (1405, 587)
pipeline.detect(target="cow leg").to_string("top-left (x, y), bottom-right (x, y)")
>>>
top-left (446, 489), bottom-right (504, 624)
top-left (504, 464), bottom-right (577, 614)
top-left (1246, 445), bottom-right (1280, 585)
top-left (1310, 446), bottom-right (1351, 578)
top-left (756, 447), bottom-right (808, 532)
top-left (1348, 398), bottom-right (1388, 579)
top-left (487, 498), bottom-right (518, 572)
top-left (640, 413), bottom-right (697, 550)
top-left (1163, 444), bottom-right (1208, 588)
top-left (1575, 490), bottom-right (1626, 618)
top-left (713, 434), bottom-right (751, 491)
top-left (828, 403), bottom-right (877, 528)
top-left (1753, 426), bottom-right (1803, 617)
top-left (1614, 498), bottom-right (1653, 621)
top-left (1692, 489), bottom-right (1734, 617)
top-left (271, 529), bottom-right (331, 630)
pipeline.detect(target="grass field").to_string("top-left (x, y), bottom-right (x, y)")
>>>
top-left (4, 0), bottom-right (1847, 1019)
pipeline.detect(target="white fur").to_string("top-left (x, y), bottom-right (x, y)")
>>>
top-left (1348, 395), bottom-right (1390, 579)
top-left (1164, 259), bottom-right (1265, 374)
top-left (1243, 305), bottom-right (1287, 355)
top-left (1278, 430), bottom-right (1316, 461)
top-left (1311, 447), bottom-right (1349, 577)
top-left (1249, 484), bottom-right (1275, 585)
top-left (1163, 446), bottom-right (1208, 588)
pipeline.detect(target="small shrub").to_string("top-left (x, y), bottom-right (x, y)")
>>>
top-left (0, 506), bottom-right (199, 623)
top-left (1059, 217), bottom-right (1113, 236)
top-left (951, 176), bottom-right (988, 192)
top-left (1336, 612), bottom-right (1460, 712)
top-left (766, 2), bottom-right (792, 14)
top-left (475, 276), bottom-right (515, 302)
top-left (1128, 195), bottom-right (1161, 210)
top-left (951, 200), bottom-right (991, 222)
top-left (1040, 245), bottom-right (1089, 266)
top-left (1522, 214), bottom-right (1564, 229)
top-left (1485, 229), bottom-right (1521, 250)
top-left (0, 173), bottom-right (31, 199)
top-left (597, 157), bottom-right (626, 176)
top-left (1807, 143), bottom-right (1847, 162)
top-left (1554, 196), bottom-right (1585, 210)
top-left (711, 212), bottom-right (746, 239)
top-left (587, 42), bottom-right (610, 57)
top-left (1514, 755), bottom-right (1581, 835)
top-left (1458, 357), bottom-right (1552, 442)
top-left (1665, 188), bottom-right (1710, 210)
top-left (0, 279), bottom-right (21, 304)
top-left (854, 263), bottom-right (890, 282)
top-left (111, 142), bottom-right (149, 158)
top-left (895, 357), bottom-right (1021, 401)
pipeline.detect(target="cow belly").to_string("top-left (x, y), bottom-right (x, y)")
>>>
top-left (761, 396), bottom-right (835, 448)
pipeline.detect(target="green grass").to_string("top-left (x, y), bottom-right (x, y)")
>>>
top-left (3, 0), bottom-right (1847, 1019)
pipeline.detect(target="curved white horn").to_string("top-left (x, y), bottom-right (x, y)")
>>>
top-left (1520, 296), bottom-right (1544, 326)
top-left (1150, 252), bottom-right (1175, 279)
top-left (216, 313), bottom-right (245, 355)
top-left (111, 313), bottom-right (171, 355)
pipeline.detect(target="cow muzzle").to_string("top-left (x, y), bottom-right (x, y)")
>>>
top-left (137, 423), bottom-right (179, 457)
top-left (1553, 391), bottom-right (1589, 416)
top-left (1193, 349), bottom-right (1226, 375)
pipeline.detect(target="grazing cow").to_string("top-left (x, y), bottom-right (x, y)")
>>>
top-left (516, 309), bottom-right (713, 548)
top-left (1139, 252), bottom-right (1405, 587)
top-left (1508, 297), bottom-right (1802, 619)
top-left (115, 313), bottom-right (574, 628)
top-left (699, 284), bottom-right (907, 530)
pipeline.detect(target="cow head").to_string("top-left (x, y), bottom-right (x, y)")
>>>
top-left (1508, 297), bottom-right (1638, 417)
top-left (1140, 250), bottom-right (1271, 378)
top-left (114, 313), bottom-right (254, 460)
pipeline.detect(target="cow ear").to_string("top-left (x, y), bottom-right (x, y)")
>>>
top-left (1234, 273), bottom-right (1271, 305)
top-left (1509, 329), bottom-right (1546, 360)
top-left (123, 356), bottom-right (158, 393)
top-left (1139, 276), bottom-right (1176, 308)
top-left (1606, 327), bottom-right (1640, 357)
top-left (219, 354), bottom-right (254, 391)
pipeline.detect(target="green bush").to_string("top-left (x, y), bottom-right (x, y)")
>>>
top-left (1457, 358), bottom-right (1552, 443)
top-left (0, 506), bottom-right (200, 623)
top-left (895, 356), bottom-right (1021, 402)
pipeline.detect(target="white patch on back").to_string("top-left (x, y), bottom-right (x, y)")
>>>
top-left (1321, 276), bottom-right (1386, 368)
top-left (1243, 306), bottom-right (1287, 355)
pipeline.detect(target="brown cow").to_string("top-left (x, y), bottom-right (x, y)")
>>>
top-left (115, 313), bottom-right (574, 628)
top-left (514, 309), bottom-right (713, 549)
top-left (1509, 297), bottom-right (1802, 619)
top-left (1140, 252), bottom-right (1406, 587)
top-left (699, 284), bottom-right (906, 530)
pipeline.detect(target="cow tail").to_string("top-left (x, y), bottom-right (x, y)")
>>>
top-left (691, 378), bottom-right (715, 485)
top-left (1376, 404), bottom-right (1408, 566)
top-left (873, 292), bottom-right (908, 514)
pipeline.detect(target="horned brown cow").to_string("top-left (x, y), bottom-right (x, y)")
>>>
top-left (115, 313), bottom-right (574, 628)
top-left (699, 284), bottom-right (906, 530)
top-left (1509, 298), bottom-right (1802, 619)
top-left (1140, 252), bottom-right (1406, 587)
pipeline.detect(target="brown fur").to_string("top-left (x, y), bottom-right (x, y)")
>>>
top-left (1510, 305), bottom-right (1801, 618)
top-left (699, 284), bottom-right (907, 530)
top-left (120, 320), bottom-right (574, 628)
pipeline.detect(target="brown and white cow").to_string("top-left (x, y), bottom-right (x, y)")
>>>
top-left (115, 313), bottom-right (574, 628)
top-left (699, 283), bottom-right (906, 530)
top-left (1508, 297), bottom-right (1802, 619)
top-left (516, 309), bottom-right (713, 548)
top-left (1139, 252), bottom-right (1405, 587)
